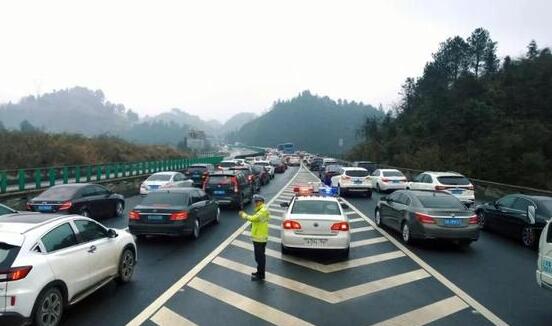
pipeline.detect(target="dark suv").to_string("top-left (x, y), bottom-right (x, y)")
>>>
top-left (185, 163), bottom-right (215, 187)
top-left (229, 166), bottom-right (261, 193)
top-left (203, 171), bottom-right (253, 209)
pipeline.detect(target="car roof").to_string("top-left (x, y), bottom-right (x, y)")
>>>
top-left (342, 167), bottom-right (367, 171)
top-left (48, 183), bottom-right (91, 189)
top-left (254, 160), bottom-right (270, 164)
top-left (0, 213), bottom-right (71, 234)
top-left (152, 188), bottom-right (197, 194)
top-left (403, 189), bottom-right (454, 197)
top-left (379, 169), bottom-right (402, 172)
top-left (517, 194), bottom-right (552, 202)
top-left (151, 171), bottom-right (179, 176)
top-left (211, 171), bottom-right (240, 176)
top-left (423, 171), bottom-right (464, 177)
top-left (355, 161), bottom-right (375, 164)
top-left (294, 196), bottom-right (340, 202)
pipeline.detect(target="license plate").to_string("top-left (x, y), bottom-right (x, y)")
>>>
top-left (214, 190), bottom-right (225, 195)
top-left (393, 180), bottom-right (400, 183)
top-left (148, 215), bottom-right (164, 221)
top-left (38, 205), bottom-right (53, 212)
top-left (304, 238), bottom-right (328, 247)
top-left (149, 185), bottom-right (159, 190)
top-left (444, 218), bottom-right (462, 226)
top-left (450, 189), bottom-right (463, 194)
top-left (353, 178), bottom-right (362, 184)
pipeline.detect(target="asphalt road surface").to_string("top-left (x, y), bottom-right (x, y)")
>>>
top-left (61, 166), bottom-right (552, 326)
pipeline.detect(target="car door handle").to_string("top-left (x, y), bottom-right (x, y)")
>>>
top-left (88, 245), bottom-right (97, 253)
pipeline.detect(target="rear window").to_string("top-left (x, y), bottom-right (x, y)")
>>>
top-left (36, 186), bottom-right (80, 200)
top-left (416, 195), bottom-right (466, 209)
top-left (358, 163), bottom-right (376, 169)
top-left (346, 170), bottom-right (369, 177)
top-left (0, 243), bottom-right (20, 269)
top-left (142, 192), bottom-right (189, 206)
top-left (147, 174), bottom-right (172, 181)
top-left (219, 162), bottom-right (237, 167)
top-left (252, 166), bottom-right (263, 173)
top-left (326, 165), bottom-right (342, 172)
top-left (208, 175), bottom-right (234, 185)
top-left (437, 176), bottom-right (470, 185)
top-left (538, 200), bottom-right (552, 216)
top-left (188, 167), bottom-right (207, 173)
top-left (270, 159), bottom-right (282, 165)
top-left (383, 171), bottom-right (404, 177)
top-left (291, 200), bottom-right (341, 215)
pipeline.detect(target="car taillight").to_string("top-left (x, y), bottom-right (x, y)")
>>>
top-left (59, 201), bottom-right (72, 211)
top-left (160, 183), bottom-right (173, 189)
top-left (342, 176), bottom-right (351, 180)
top-left (25, 202), bottom-right (32, 211)
top-left (467, 185), bottom-right (474, 190)
top-left (203, 177), bottom-right (209, 190)
top-left (170, 211), bottom-right (189, 221)
top-left (469, 214), bottom-right (478, 224)
top-left (0, 266), bottom-right (33, 282)
top-left (232, 177), bottom-right (239, 193)
top-left (415, 212), bottom-right (436, 224)
top-left (382, 178), bottom-right (390, 182)
top-left (282, 220), bottom-right (302, 230)
top-left (331, 222), bottom-right (349, 231)
top-left (129, 210), bottom-right (140, 220)
top-left (435, 185), bottom-right (449, 191)
top-left (248, 175), bottom-right (253, 181)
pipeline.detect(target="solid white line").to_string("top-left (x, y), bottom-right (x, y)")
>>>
top-left (127, 168), bottom-right (303, 326)
top-left (350, 237), bottom-right (388, 248)
top-left (188, 277), bottom-right (314, 326)
top-left (269, 208), bottom-right (286, 213)
top-left (339, 197), bottom-right (508, 326)
top-left (345, 211), bottom-right (357, 216)
top-left (150, 307), bottom-right (198, 326)
top-left (370, 296), bottom-right (468, 326)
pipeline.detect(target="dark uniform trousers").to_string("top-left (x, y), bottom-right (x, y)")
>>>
top-left (253, 241), bottom-right (266, 276)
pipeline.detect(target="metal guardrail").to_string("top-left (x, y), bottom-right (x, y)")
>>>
top-left (0, 154), bottom-right (224, 194)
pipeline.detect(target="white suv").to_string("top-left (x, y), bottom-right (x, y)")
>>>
top-left (0, 213), bottom-right (136, 326)
top-left (406, 171), bottom-right (475, 206)
top-left (330, 167), bottom-right (372, 197)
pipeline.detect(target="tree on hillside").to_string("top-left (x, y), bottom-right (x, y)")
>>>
top-left (527, 40), bottom-right (539, 60)
top-left (20, 120), bottom-right (40, 133)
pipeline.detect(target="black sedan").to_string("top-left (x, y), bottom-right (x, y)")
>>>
top-left (252, 165), bottom-right (270, 185)
top-left (476, 194), bottom-right (552, 247)
top-left (27, 183), bottom-right (125, 219)
top-left (128, 188), bottom-right (219, 239)
top-left (375, 190), bottom-right (479, 245)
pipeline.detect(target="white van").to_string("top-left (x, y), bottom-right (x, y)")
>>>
top-left (537, 218), bottom-right (552, 290)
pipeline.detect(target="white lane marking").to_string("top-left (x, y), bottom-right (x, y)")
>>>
top-left (345, 211), bottom-right (357, 216)
top-left (349, 218), bottom-right (364, 223)
top-left (150, 307), bottom-right (198, 326)
top-left (274, 198), bottom-right (290, 203)
top-left (350, 237), bottom-right (388, 248)
top-left (339, 198), bottom-right (508, 326)
top-left (231, 239), bottom-right (405, 273)
top-left (213, 256), bottom-right (430, 304)
top-left (370, 296), bottom-right (468, 326)
top-left (350, 226), bottom-right (374, 234)
top-left (127, 168), bottom-right (302, 326)
top-left (278, 194), bottom-right (294, 199)
top-left (188, 277), bottom-right (314, 326)
top-left (269, 208), bottom-right (287, 213)
top-left (304, 167), bottom-right (507, 326)
top-left (269, 224), bottom-right (281, 230)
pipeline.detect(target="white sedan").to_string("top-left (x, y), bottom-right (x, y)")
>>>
top-left (280, 194), bottom-right (351, 257)
top-left (330, 167), bottom-right (372, 197)
top-left (140, 171), bottom-right (192, 194)
top-left (0, 213), bottom-right (136, 326)
top-left (371, 169), bottom-right (407, 192)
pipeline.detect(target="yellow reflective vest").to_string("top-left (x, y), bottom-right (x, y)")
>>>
top-left (241, 204), bottom-right (270, 243)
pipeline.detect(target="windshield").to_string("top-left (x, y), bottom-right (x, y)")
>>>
top-left (141, 192), bottom-right (189, 207)
top-left (188, 167), bottom-right (207, 173)
top-left (437, 176), bottom-right (471, 185)
top-left (346, 170), bottom-right (369, 177)
top-left (291, 200), bottom-right (341, 215)
top-left (219, 162), bottom-right (237, 167)
top-left (416, 195), bottom-right (466, 209)
top-left (208, 175), bottom-right (234, 185)
top-left (326, 165), bottom-right (342, 172)
top-left (383, 171), bottom-right (404, 177)
top-left (36, 186), bottom-right (80, 200)
top-left (147, 174), bottom-right (172, 181)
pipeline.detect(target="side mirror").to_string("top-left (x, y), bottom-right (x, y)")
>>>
top-left (280, 202), bottom-right (290, 208)
top-left (528, 205), bottom-right (536, 225)
top-left (493, 201), bottom-right (500, 208)
top-left (107, 229), bottom-right (118, 238)
top-left (341, 203), bottom-right (350, 210)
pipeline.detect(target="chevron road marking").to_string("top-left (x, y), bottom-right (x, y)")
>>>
top-left (212, 256), bottom-right (430, 304)
top-left (150, 307), bottom-right (198, 326)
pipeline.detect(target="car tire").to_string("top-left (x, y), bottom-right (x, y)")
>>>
top-left (401, 222), bottom-right (413, 245)
top-left (114, 201), bottom-right (124, 217)
top-left (191, 218), bottom-right (200, 239)
top-left (457, 240), bottom-right (472, 247)
top-left (366, 191), bottom-right (372, 199)
top-left (376, 183), bottom-right (381, 193)
top-left (281, 244), bottom-right (290, 255)
top-left (477, 211), bottom-right (487, 229)
top-left (214, 207), bottom-right (221, 224)
top-left (341, 247), bottom-right (350, 259)
top-left (521, 226), bottom-right (536, 248)
top-left (33, 286), bottom-right (64, 326)
top-left (375, 209), bottom-right (382, 227)
top-left (80, 208), bottom-right (91, 219)
top-left (116, 248), bottom-right (135, 284)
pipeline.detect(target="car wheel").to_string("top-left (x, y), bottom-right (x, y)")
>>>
top-left (521, 226), bottom-right (536, 247)
top-left (457, 240), bottom-right (472, 247)
top-left (375, 209), bottom-right (382, 227)
top-left (114, 201), bottom-right (124, 217)
top-left (376, 183), bottom-right (381, 193)
top-left (366, 191), bottom-right (372, 199)
top-left (477, 211), bottom-right (487, 229)
top-left (191, 218), bottom-right (200, 239)
top-left (33, 286), bottom-right (64, 326)
top-left (116, 248), bottom-right (135, 284)
top-left (214, 207), bottom-right (221, 224)
top-left (80, 208), bottom-right (91, 218)
top-left (281, 244), bottom-right (290, 255)
top-left (401, 222), bottom-right (413, 244)
top-left (341, 247), bottom-right (350, 258)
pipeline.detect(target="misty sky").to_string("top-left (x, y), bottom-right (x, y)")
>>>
top-left (1, 0), bottom-right (550, 122)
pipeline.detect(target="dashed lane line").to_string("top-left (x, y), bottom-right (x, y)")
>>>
top-left (371, 296), bottom-right (469, 326)
top-left (212, 256), bottom-right (431, 304)
top-left (150, 307), bottom-right (198, 326)
top-left (345, 211), bottom-right (357, 215)
top-left (126, 168), bottom-right (303, 326)
top-left (231, 239), bottom-right (405, 273)
top-left (188, 277), bottom-right (314, 326)
top-left (350, 226), bottom-right (374, 233)
top-left (349, 217), bottom-right (364, 223)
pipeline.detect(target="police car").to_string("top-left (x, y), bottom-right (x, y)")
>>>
top-left (279, 185), bottom-right (351, 257)
top-left (537, 218), bottom-right (552, 290)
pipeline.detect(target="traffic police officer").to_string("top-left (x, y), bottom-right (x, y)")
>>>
top-left (239, 194), bottom-right (270, 281)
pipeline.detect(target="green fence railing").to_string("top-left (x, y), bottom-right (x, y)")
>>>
top-left (0, 154), bottom-right (224, 194)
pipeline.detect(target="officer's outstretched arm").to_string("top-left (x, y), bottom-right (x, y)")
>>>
top-left (244, 210), bottom-right (262, 222)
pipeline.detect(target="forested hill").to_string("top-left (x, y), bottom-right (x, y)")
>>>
top-left (350, 28), bottom-right (552, 189)
top-left (230, 91), bottom-right (383, 153)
